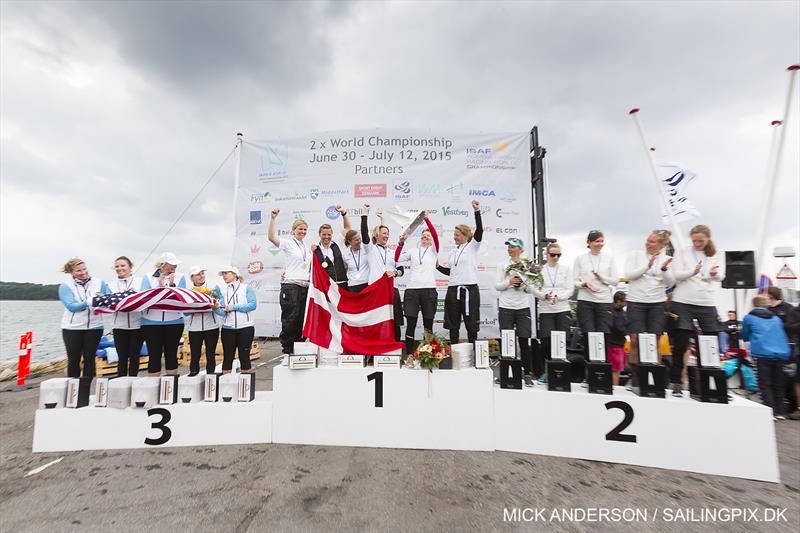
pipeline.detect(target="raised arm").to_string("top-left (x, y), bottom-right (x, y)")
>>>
top-left (338, 205), bottom-right (350, 238)
top-left (394, 234), bottom-right (405, 262)
top-left (267, 208), bottom-right (281, 248)
top-left (424, 214), bottom-right (439, 252)
top-left (471, 200), bottom-right (483, 242)
top-left (360, 204), bottom-right (370, 245)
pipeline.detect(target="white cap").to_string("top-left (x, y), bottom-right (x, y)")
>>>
top-left (189, 265), bottom-right (205, 276)
top-left (159, 252), bottom-right (181, 266)
top-left (218, 265), bottom-right (240, 276)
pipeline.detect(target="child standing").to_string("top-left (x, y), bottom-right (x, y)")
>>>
top-left (741, 295), bottom-right (791, 420)
top-left (608, 291), bottom-right (629, 386)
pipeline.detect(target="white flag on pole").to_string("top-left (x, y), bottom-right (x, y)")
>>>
top-left (658, 163), bottom-right (701, 223)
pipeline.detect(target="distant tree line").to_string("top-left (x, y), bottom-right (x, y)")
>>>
top-left (0, 282), bottom-right (59, 300)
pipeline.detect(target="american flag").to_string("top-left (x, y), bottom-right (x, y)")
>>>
top-left (94, 287), bottom-right (215, 315)
top-left (92, 290), bottom-right (136, 309)
top-left (302, 255), bottom-right (403, 355)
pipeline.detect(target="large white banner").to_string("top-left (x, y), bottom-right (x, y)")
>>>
top-left (232, 129), bottom-right (533, 338)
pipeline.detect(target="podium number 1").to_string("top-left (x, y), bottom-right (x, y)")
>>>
top-left (367, 372), bottom-right (383, 408)
top-left (604, 401), bottom-right (636, 443)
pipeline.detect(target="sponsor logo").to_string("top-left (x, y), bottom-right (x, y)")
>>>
top-left (325, 205), bottom-right (341, 220)
top-left (469, 189), bottom-right (496, 197)
top-left (309, 188), bottom-right (320, 200)
top-left (441, 206), bottom-right (469, 217)
top-left (477, 262), bottom-right (486, 272)
top-left (247, 279), bottom-right (264, 290)
top-left (464, 139), bottom-right (516, 171)
top-left (479, 205), bottom-right (492, 215)
top-left (393, 179), bottom-right (412, 201)
top-left (277, 228), bottom-right (293, 236)
top-left (495, 208), bottom-right (520, 218)
top-left (496, 227), bottom-right (520, 234)
top-left (292, 209), bottom-right (316, 219)
top-left (275, 192), bottom-right (307, 201)
top-left (417, 183), bottom-right (442, 197)
top-left (249, 210), bottom-right (261, 224)
top-left (251, 192), bottom-right (272, 203)
top-left (247, 261), bottom-right (264, 274)
top-left (446, 183), bottom-right (465, 197)
top-left (310, 187), bottom-right (349, 199)
top-left (478, 317), bottom-right (498, 327)
top-left (354, 183), bottom-right (387, 198)
top-left (258, 143), bottom-right (289, 181)
top-left (249, 244), bottom-right (261, 255)
top-left (250, 231), bottom-right (258, 236)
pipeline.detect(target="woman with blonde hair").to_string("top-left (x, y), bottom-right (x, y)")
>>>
top-left (532, 242), bottom-right (573, 381)
top-left (268, 208), bottom-right (312, 354)
top-left (437, 200), bottom-right (483, 345)
top-left (624, 230), bottom-right (674, 336)
top-left (59, 258), bottom-right (110, 378)
top-left (108, 256), bottom-right (144, 376)
top-left (140, 252), bottom-right (187, 376)
top-left (668, 224), bottom-right (724, 396)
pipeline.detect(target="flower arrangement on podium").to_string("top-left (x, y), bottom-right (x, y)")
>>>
top-left (504, 257), bottom-right (544, 289)
top-left (407, 332), bottom-right (451, 372)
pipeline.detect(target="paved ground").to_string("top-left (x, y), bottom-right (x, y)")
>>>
top-left (1, 341), bottom-right (798, 532)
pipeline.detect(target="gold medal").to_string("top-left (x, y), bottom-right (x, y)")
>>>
top-left (322, 261), bottom-right (329, 269)
top-left (353, 272), bottom-right (362, 280)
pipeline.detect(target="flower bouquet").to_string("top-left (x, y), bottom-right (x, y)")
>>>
top-left (192, 286), bottom-right (222, 302)
top-left (407, 331), bottom-right (451, 372)
top-left (505, 257), bottom-right (543, 289)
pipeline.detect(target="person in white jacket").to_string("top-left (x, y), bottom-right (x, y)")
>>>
top-left (532, 242), bottom-right (573, 380)
top-left (623, 230), bottom-right (675, 336)
top-left (140, 252), bottom-right (187, 376)
top-left (668, 224), bottom-right (724, 396)
top-left (108, 256), bottom-right (143, 376)
top-left (185, 266), bottom-right (222, 376)
top-left (495, 238), bottom-right (537, 386)
top-left (59, 258), bottom-right (110, 378)
top-left (215, 266), bottom-right (257, 373)
top-left (573, 230), bottom-right (618, 362)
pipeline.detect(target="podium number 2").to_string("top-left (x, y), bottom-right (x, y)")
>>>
top-left (145, 408), bottom-right (172, 445)
top-left (367, 372), bottom-right (383, 408)
top-left (604, 401), bottom-right (636, 443)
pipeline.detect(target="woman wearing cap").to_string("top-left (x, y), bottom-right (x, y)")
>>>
top-left (495, 237), bottom-right (536, 386)
top-left (186, 267), bottom-right (222, 376)
top-left (573, 231), bottom-right (618, 362)
top-left (140, 252), bottom-right (187, 376)
top-left (108, 256), bottom-right (143, 376)
top-left (268, 209), bottom-right (312, 354)
top-left (624, 230), bottom-right (674, 336)
top-left (438, 199), bottom-right (483, 345)
top-left (394, 211), bottom-right (439, 353)
top-left (340, 207), bottom-right (370, 292)
top-left (215, 266), bottom-right (257, 373)
top-left (668, 224), bottom-right (724, 396)
top-left (59, 258), bottom-right (110, 378)
top-left (361, 204), bottom-right (404, 342)
top-left (532, 242), bottom-right (573, 381)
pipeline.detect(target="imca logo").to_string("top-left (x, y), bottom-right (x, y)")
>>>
top-left (247, 261), bottom-right (264, 274)
top-left (249, 211), bottom-right (262, 224)
top-left (469, 189), bottom-right (495, 197)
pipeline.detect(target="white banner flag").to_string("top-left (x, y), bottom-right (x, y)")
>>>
top-left (658, 163), bottom-right (701, 223)
top-left (232, 128), bottom-right (533, 338)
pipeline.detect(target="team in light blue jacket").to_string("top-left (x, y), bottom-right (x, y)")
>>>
top-left (215, 266), bottom-right (257, 373)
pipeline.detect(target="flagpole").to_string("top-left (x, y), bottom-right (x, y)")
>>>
top-left (755, 64), bottom-right (800, 276)
top-left (628, 108), bottom-right (686, 251)
top-left (233, 133), bottom-right (244, 239)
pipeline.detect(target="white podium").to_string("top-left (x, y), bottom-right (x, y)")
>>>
top-left (493, 384), bottom-right (779, 482)
top-left (272, 366), bottom-right (494, 451)
top-left (32, 391), bottom-right (273, 452)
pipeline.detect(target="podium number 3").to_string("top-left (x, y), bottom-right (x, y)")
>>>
top-left (145, 408), bottom-right (172, 445)
top-left (604, 401), bottom-right (636, 443)
top-left (367, 372), bottom-right (383, 408)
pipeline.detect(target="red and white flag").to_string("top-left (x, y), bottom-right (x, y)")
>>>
top-left (94, 287), bottom-right (215, 314)
top-left (303, 255), bottom-right (403, 355)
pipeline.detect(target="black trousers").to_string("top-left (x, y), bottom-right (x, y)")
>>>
top-left (142, 324), bottom-right (184, 373)
top-left (63, 328), bottom-right (103, 378)
top-left (404, 316), bottom-right (435, 354)
top-left (279, 284), bottom-right (308, 354)
top-left (576, 300), bottom-right (612, 359)
top-left (222, 326), bottom-right (255, 371)
top-left (756, 358), bottom-right (786, 416)
top-left (627, 301), bottom-right (666, 335)
top-left (189, 329), bottom-right (220, 375)
top-left (113, 328), bottom-right (143, 377)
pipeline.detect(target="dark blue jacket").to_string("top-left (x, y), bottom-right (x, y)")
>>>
top-left (741, 308), bottom-right (790, 359)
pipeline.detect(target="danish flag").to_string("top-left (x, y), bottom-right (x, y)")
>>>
top-left (303, 255), bottom-right (403, 355)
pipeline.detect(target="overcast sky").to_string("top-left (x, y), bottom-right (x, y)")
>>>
top-left (1, 0), bottom-right (798, 307)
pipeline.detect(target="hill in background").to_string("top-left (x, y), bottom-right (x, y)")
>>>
top-left (0, 282), bottom-right (59, 300)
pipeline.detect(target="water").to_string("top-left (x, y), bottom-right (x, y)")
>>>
top-left (0, 301), bottom-right (67, 363)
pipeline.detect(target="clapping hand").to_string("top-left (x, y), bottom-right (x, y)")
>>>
top-left (709, 265), bottom-right (719, 277)
top-left (648, 255), bottom-right (657, 269)
top-left (660, 258), bottom-right (673, 270)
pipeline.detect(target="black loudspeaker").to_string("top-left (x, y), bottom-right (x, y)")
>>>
top-left (722, 251), bottom-right (756, 289)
